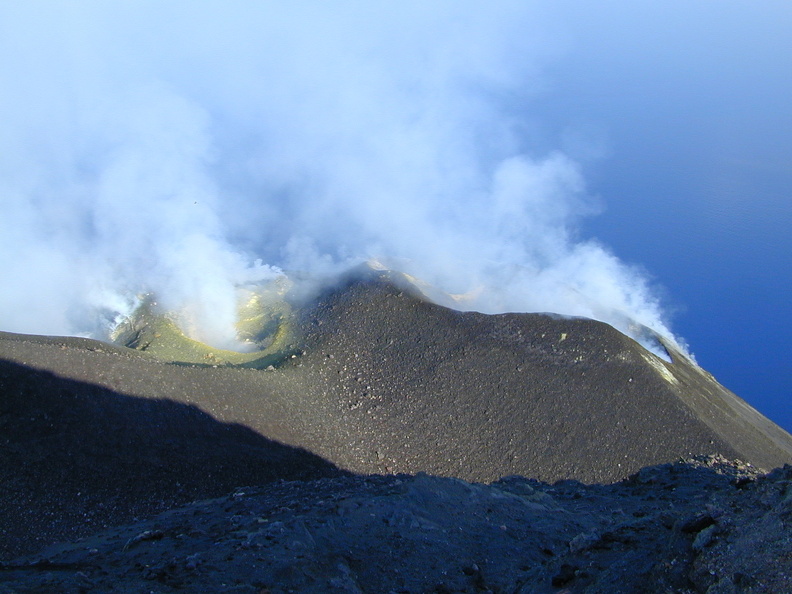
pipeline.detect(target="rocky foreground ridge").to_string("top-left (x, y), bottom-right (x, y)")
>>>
top-left (2, 268), bottom-right (792, 591)
top-left (2, 456), bottom-right (792, 593)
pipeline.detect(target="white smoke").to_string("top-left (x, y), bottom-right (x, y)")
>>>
top-left (0, 1), bottom-right (680, 352)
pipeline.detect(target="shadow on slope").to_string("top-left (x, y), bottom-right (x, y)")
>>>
top-left (3, 457), bottom-right (789, 593)
top-left (0, 359), bottom-right (346, 560)
top-left (2, 267), bottom-right (791, 493)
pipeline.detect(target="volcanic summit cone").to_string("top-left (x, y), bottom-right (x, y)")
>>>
top-left (1, 265), bottom-right (791, 558)
top-left (275, 266), bottom-right (792, 481)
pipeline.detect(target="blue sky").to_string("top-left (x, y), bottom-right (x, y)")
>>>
top-left (0, 2), bottom-right (789, 430)
top-left (532, 3), bottom-right (792, 431)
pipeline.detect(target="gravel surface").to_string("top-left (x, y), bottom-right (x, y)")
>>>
top-left (2, 270), bottom-right (791, 591)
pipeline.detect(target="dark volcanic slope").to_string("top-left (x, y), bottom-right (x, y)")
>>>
top-left (2, 271), bottom-right (792, 557)
top-left (2, 272), bottom-right (791, 483)
top-left (288, 272), bottom-right (792, 481)
top-left (3, 457), bottom-right (791, 593)
top-left (0, 358), bottom-right (344, 559)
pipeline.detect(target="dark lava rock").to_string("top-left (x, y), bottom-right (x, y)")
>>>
top-left (1, 457), bottom-right (790, 593)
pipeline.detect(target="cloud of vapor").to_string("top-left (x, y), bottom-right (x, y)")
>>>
top-left (0, 1), bottom-right (677, 351)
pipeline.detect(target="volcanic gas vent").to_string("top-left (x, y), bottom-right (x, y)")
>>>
top-left (111, 279), bottom-right (300, 369)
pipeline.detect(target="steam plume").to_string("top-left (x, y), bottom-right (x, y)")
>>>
top-left (0, 2), bottom-right (679, 353)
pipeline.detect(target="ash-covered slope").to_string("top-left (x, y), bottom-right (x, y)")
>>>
top-left (5, 269), bottom-right (790, 487)
top-left (288, 269), bottom-right (792, 482)
top-left (1, 267), bottom-right (791, 559)
top-left (0, 357), bottom-right (345, 560)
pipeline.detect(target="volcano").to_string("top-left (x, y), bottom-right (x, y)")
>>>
top-left (106, 265), bottom-right (792, 481)
top-left (1, 266), bottom-right (791, 560)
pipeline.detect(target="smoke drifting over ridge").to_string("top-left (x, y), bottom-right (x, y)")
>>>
top-left (0, 2), bottom-right (677, 352)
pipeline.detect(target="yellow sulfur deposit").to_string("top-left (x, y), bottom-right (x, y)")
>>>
top-left (112, 280), bottom-right (299, 369)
